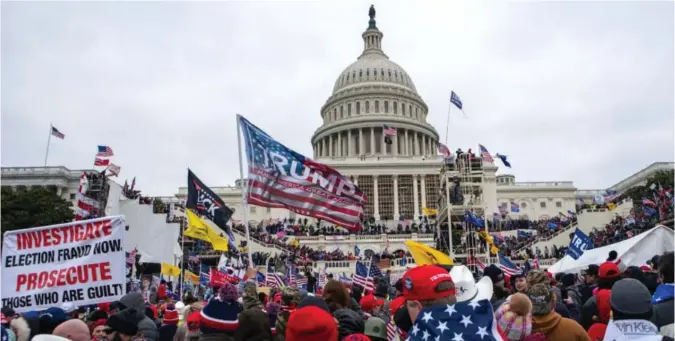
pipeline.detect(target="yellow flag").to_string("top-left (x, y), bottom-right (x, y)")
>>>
top-left (184, 271), bottom-right (199, 284)
top-left (607, 203), bottom-right (616, 211)
top-left (423, 208), bottom-right (439, 216)
top-left (161, 263), bottom-right (181, 277)
top-left (405, 240), bottom-right (454, 265)
top-left (185, 209), bottom-right (229, 251)
top-left (478, 231), bottom-right (500, 254)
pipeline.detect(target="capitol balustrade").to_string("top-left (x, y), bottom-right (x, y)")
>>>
top-left (308, 256), bottom-right (560, 277)
top-left (292, 233), bottom-right (435, 254)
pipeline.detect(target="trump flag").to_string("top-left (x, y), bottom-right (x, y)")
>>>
top-left (238, 115), bottom-right (366, 230)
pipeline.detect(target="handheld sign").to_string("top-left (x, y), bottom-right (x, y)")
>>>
top-left (1, 216), bottom-right (126, 313)
top-left (566, 228), bottom-right (593, 260)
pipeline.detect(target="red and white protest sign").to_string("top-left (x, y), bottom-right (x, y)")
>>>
top-left (1, 216), bottom-right (126, 313)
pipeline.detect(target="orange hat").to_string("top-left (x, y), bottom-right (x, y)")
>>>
top-left (359, 294), bottom-right (384, 312)
top-left (402, 265), bottom-right (455, 301)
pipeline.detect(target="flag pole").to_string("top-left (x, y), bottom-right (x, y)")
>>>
top-left (44, 123), bottom-right (53, 166)
top-left (236, 114), bottom-right (254, 267)
top-left (445, 101), bottom-right (451, 146)
top-left (179, 218), bottom-right (185, 297)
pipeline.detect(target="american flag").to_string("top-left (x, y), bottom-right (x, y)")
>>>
top-left (126, 249), bottom-right (137, 265)
top-left (467, 256), bottom-right (487, 271)
top-left (437, 142), bottom-right (451, 158)
top-left (353, 261), bottom-right (381, 291)
top-left (386, 320), bottom-right (399, 341)
top-left (498, 253), bottom-right (522, 276)
top-left (96, 145), bottom-right (114, 157)
top-left (532, 256), bottom-right (540, 269)
top-left (51, 125), bottom-right (65, 139)
top-left (94, 158), bottom-right (109, 167)
top-left (318, 264), bottom-right (328, 289)
top-left (383, 124), bottom-right (397, 136)
top-left (266, 262), bottom-right (285, 288)
top-left (296, 277), bottom-right (308, 287)
top-left (406, 299), bottom-right (505, 341)
top-left (239, 115), bottom-right (366, 230)
top-left (479, 144), bottom-right (494, 163)
top-left (188, 253), bottom-right (200, 263)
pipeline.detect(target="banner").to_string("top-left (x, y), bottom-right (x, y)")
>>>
top-left (567, 228), bottom-right (593, 260)
top-left (1, 216), bottom-right (127, 313)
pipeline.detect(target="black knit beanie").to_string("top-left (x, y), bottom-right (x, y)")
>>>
top-left (107, 308), bottom-right (140, 336)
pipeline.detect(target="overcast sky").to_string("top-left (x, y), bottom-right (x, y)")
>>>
top-left (2, 1), bottom-right (673, 196)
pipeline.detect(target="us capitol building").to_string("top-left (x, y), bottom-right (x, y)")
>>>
top-left (2, 8), bottom-right (673, 229)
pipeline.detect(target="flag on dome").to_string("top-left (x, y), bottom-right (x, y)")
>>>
top-left (383, 124), bottom-right (397, 136)
top-left (479, 144), bottom-right (494, 163)
top-left (436, 142), bottom-right (451, 158)
top-left (238, 115), bottom-right (365, 231)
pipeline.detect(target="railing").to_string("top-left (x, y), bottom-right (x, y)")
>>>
top-left (230, 229), bottom-right (288, 253)
top-left (1, 166), bottom-right (92, 177)
top-left (293, 233), bottom-right (434, 243)
top-left (515, 221), bottom-right (578, 254)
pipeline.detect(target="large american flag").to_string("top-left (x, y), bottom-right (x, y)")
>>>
top-left (479, 144), bottom-right (494, 163)
top-left (266, 262), bottom-right (285, 288)
top-left (406, 299), bottom-right (505, 341)
top-left (498, 253), bottom-right (521, 276)
top-left (436, 142), bottom-right (451, 158)
top-left (353, 261), bottom-right (381, 292)
top-left (239, 116), bottom-right (366, 231)
top-left (387, 321), bottom-right (399, 341)
top-left (467, 256), bottom-right (487, 271)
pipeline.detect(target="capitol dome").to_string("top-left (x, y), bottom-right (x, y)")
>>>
top-left (309, 6), bottom-right (442, 222)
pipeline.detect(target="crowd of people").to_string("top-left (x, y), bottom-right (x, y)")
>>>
top-left (3, 248), bottom-right (673, 341)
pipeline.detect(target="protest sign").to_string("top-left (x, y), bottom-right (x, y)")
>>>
top-left (1, 216), bottom-right (126, 313)
top-left (567, 228), bottom-right (593, 260)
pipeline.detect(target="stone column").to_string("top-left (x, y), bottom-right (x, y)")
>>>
top-left (353, 175), bottom-right (358, 186)
top-left (323, 138), bottom-right (327, 157)
top-left (393, 175), bottom-right (399, 219)
top-left (328, 135), bottom-right (333, 157)
top-left (421, 175), bottom-right (427, 209)
top-left (373, 175), bottom-right (380, 220)
top-left (422, 136), bottom-right (426, 156)
top-left (413, 132), bottom-right (418, 156)
top-left (393, 129), bottom-right (398, 156)
top-left (347, 129), bottom-right (352, 157)
top-left (413, 175), bottom-right (420, 218)
top-left (370, 127), bottom-right (375, 155)
top-left (338, 133), bottom-right (342, 157)
top-left (404, 129), bottom-right (409, 156)
top-left (359, 128), bottom-right (364, 156)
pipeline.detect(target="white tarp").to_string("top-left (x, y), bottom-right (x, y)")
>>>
top-left (120, 201), bottom-right (181, 264)
top-left (548, 225), bottom-right (674, 274)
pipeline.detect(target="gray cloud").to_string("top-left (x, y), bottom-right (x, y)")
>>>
top-left (2, 1), bottom-right (672, 195)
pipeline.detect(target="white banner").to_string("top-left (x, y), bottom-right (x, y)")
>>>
top-left (1, 216), bottom-right (127, 313)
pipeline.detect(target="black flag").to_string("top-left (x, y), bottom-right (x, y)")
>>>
top-left (186, 169), bottom-right (234, 235)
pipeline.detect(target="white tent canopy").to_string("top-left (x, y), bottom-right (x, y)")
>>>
top-left (548, 225), bottom-right (674, 274)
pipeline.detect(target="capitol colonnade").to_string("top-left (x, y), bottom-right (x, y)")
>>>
top-left (313, 126), bottom-right (439, 159)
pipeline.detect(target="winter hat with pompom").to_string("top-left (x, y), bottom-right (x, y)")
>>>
top-left (496, 293), bottom-right (533, 341)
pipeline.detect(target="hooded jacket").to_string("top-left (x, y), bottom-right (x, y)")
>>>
top-left (120, 292), bottom-right (159, 341)
top-left (235, 291), bottom-right (273, 341)
top-left (333, 308), bottom-right (365, 340)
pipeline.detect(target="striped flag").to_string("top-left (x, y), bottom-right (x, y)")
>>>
top-left (498, 253), bottom-right (521, 276)
top-left (239, 115), bottom-right (365, 231)
top-left (383, 124), bottom-right (397, 136)
top-left (467, 256), bottom-right (486, 271)
top-left (318, 263), bottom-right (328, 289)
top-left (94, 158), bottom-right (109, 167)
top-left (386, 320), bottom-right (399, 341)
top-left (478, 144), bottom-right (494, 163)
top-left (266, 272), bottom-right (285, 288)
top-left (353, 261), bottom-right (381, 292)
top-left (437, 142), bottom-right (451, 158)
top-left (96, 145), bottom-right (114, 157)
top-left (51, 125), bottom-right (65, 139)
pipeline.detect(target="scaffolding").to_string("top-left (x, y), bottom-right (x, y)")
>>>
top-left (437, 152), bottom-right (490, 273)
top-left (83, 171), bottom-right (110, 218)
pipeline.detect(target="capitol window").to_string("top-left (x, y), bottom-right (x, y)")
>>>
top-left (393, 101), bottom-right (398, 114)
top-left (366, 69), bottom-right (370, 77)
top-left (375, 101), bottom-right (379, 113)
top-left (366, 101), bottom-right (370, 113)
top-left (394, 70), bottom-right (398, 79)
top-left (556, 202), bottom-right (562, 208)
top-left (409, 105), bottom-right (413, 117)
top-left (381, 68), bottom-right (384, 78)
top-left (348, 103), bottom-right (352, 116)
top-left (359, 70), bottom-right (363, 77)
top-left (346, 73), bottom-right (350, 81)
top-left (340, 106), bottom-right (344, 118)
top-left (384, 101), bottom-right (389, 113)
top-left (402, 104), bottom-right (406, 115)
top-left (374, 69), bottom-right (377, 76)
top-left (357, 102), bottom-right (361, 114)
top-left (388, 69), bottom-right (392, 77)
top-left (540, 202), bottom-right (546, 208)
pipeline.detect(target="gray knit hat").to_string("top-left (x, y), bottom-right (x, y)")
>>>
top-left (610, 278), bottom-right (652, 315)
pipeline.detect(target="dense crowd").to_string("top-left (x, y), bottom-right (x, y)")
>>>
top-left (3, 247), bottom-right (673, 341)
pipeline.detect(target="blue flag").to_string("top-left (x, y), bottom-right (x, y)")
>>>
top-left (567, 228), bottom-right (593, 260)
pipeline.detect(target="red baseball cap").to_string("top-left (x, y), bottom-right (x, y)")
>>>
top-left (599, 262), bottom-right (621, 279)
top-left (402, 265), bottom-right (455, 301)
top-left (389, 296), bottom-right (406, 316)
top-left (359, 294), bottom-right (384, 312)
